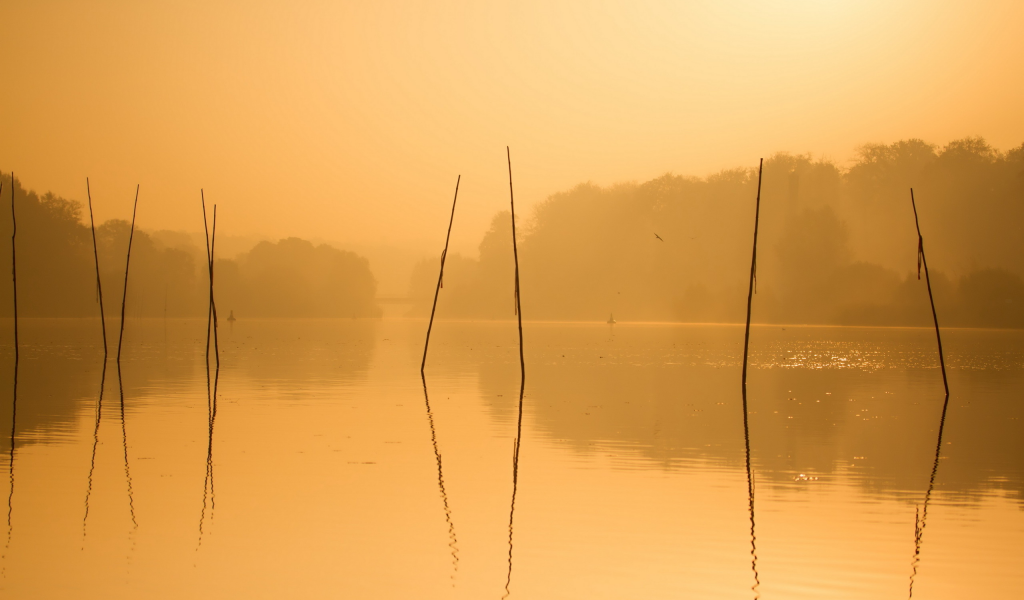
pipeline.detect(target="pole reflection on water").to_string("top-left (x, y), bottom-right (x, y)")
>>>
top-left (741, 387), bottom-right (760, 599)
top-left (116, 363), bottom-right (138, 533)
top-left (3, 176), bottom-right (14, 569)
top-left (502, 380), bottom-right (526, 599)
top-left (908, 390), bottom-right (952, 598)
top-left (4, 349), bottom-right (16, 563)
top-left (420, 374), bottom-right (458, 580)
top-left (0, 320), bottom-right (1020, 598)
top-left (82, 359), bottom-right (108, 541)
top-left (198, 360), bottom-right (220, 548)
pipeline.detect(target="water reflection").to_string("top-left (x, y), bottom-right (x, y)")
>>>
top-left (117, 363), bottom-right (138, 531)
top-left (0, 319), bottom-right (1019, 599)
top-left (5, 352), bottom-right (16, 560)
top-left (197, 362), bottom-right (219, 548)
top-left (82, 359), bottom-right (107, 541)
top-left (908, 389), bottom-right (952, 598)
top-left (217, 319), bottom-right (377, 388)
top-left (470, 324), bottom-right (1023, 499)
top-left (741, 385), bottom-right (760, 598)
top-left (420, 375), bottom-right (458, 580)
top-left (503, 380), bottom-right (525, 599)
top-left (0, 322), bottom-right (104, 456)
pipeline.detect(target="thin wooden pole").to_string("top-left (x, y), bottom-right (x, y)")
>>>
top-left (9, 174), bottom-right (17, 361)
top-left (740, 160), bottom-right (763, 597)
top-left (210, 205), bottom-right (219, 367)
top-left (201, 193), bottom-right (219, 367)
top-left (202, 192), bottom-right (212, 364)
top-left (503, 147), bottom-right (527, 599)
top-left (86, 178), bottom-right (108, 358)
top-left (507, 147), bottom-right (525, 380)
top-left (910, 189), bottom-right (949, 397)
top-left (741, 159), bottom-right (763, 391)
top-left (4, 174), bottom-right (14, 557)
top-left (906, 190), bottom-right (951, 597)
top-left (115, 185), bottom-right (139, 363)
top-left (420, 175), bottom-right (460, 374)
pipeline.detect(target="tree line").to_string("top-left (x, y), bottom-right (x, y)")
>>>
top-left (0, 177), bottom-right (380, 319)
top-left (409, 137), bottom-right (1024, 328)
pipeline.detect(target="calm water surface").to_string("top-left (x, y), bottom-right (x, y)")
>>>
top-left (0, 318), bottom-right (1021, 599)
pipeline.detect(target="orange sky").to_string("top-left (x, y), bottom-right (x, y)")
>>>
top-left (2, 0), bottom-right (1022, 257)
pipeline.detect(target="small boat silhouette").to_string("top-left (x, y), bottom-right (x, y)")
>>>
top-left (607, 313), bottom-right (616, 325)
top-left (227, 310), bottom-right (236, 323)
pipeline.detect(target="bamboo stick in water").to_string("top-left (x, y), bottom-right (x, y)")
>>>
top-left (115, 185), bottom-right (140, 363)
top-left (86, 178), bottom-right (108, 358)
top-left (210, 205), bottom-right (219, 367)
top-left (201, 193), bottom-right (220, 367)
top-left (503, 147), bottom-right (527, 599)
top-left (4, 174), bottom-right (14, 553)
top-left (421, 175), bottom-right (460, 373)
top-left (906, 188), bottom-right (952, 599)
top-left (910, 189), bottom-right (949, 396)
top-left (741, 159), bottom-right (763, 390)
top-left (740, 159), bottom-right (764, 597)
top-left (9, 174), bottom-right (17, 361)
top-left (508, 147), bottom-right (525, 379)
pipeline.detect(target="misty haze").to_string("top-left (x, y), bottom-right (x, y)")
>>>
top-left (1, 2), bottom-right (1022, 599)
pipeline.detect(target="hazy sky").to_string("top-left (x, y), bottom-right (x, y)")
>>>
top-left (3, 0), bottom-right (1022, 256)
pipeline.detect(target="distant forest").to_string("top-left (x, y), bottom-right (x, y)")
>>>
top-left (2, 137), bottom-right (1021, 327)
top-left (410, 138), bottom-right (1024, 328)
top-left (0, 178), bottom-right (380, 319)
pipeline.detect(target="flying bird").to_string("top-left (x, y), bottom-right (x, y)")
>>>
top-left (654, 233), bottom-right (664, 242)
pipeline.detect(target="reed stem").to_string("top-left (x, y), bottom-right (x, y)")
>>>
top-left (741, 159), bottom-right (763, 391)
top-left (910, 189), bottom-right (949, 397)
top-left (201, 193), bottom-right (220, 367)
top-left (507, 147), bottom-right (525, 380)
top-left (115, 185), bottom-right (139, 363)
top-left (740, 160), bottom-right (764, 597)
top-left (211, 205), bottom-right (219, 367)
top-left (86, 178), bottom-right (108, 357)
top-left (503, 147), bottom-right (527, 599)
top-left (9, 175), bottom-right (17, 361)
top-left (421, 175), bottom-right (460, 373)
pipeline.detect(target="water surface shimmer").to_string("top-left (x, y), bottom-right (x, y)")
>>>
top-left (0, 318), bottom-right (1020, 599)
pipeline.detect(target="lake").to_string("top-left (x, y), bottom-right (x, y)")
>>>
top-left (0, 318), bottom-right (1021, 599)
